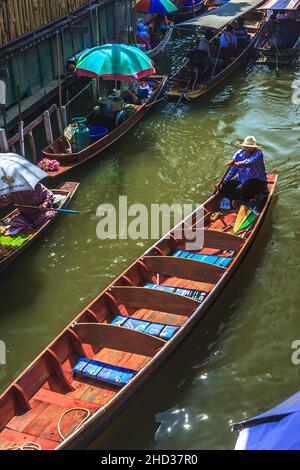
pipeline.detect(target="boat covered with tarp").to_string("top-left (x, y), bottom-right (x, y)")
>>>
top-left (234, 389), bottom-right (300, 450)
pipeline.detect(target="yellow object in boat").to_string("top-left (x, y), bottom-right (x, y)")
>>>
top-left (233, 205), bottom-right (252, 234)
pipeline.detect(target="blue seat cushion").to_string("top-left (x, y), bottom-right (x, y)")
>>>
top-left (110, 315), bottom-right (128, 326)
top-left (144, 322), bottom-right (165, 336)
top-left (73, 357), bottom-right (89, 375)
top-left (160, 325), bottom-right (180, 340)
top-left (145, 282), bottom-right (206, 302)
top-left (73, 357), bottom-right (136, 386)
top-left (110, 315), bottom-right (180, 340)
top-left (172, 250), bottom-right (232, 268)
top-left (123, 317), bottom-right (150, 332)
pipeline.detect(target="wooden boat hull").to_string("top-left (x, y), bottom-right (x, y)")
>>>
top-left (0, 174), bottom-right (277, 450)
top-left (172, 2), bottom-right (205, 23)
top-left (168, 25), bottom-right (263, 100)
top-left (147, 23), bottom-right (174, 59)
top-left (42, 76), bottom-right (168, 177)
top-left (0, 182), bottom-right (79, 273)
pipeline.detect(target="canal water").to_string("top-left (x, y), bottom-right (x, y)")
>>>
top-left (0, 35), bottom-right (300, 449)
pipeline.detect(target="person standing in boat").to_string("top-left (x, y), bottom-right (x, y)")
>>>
top-left (0, 183), bottom-right (55, 234)
top-left (217, 136), bottom-right (268, 204)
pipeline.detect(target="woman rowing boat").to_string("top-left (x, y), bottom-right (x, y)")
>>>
top-left (216, 136), bottom-right (269, 210)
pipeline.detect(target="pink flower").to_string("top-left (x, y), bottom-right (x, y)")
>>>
top-left (38, 158), bottom-right (60, 172)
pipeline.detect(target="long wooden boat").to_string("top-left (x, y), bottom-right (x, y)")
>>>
top-left (0, 172), bottom-right (277, 450)
top-left (255, 0), bottom-right (300, 65)
top-left (172, 0), bottom-right (205, 23)
top-left (41, 75), bottom-right (168, 178)
top-left (0, 182), bottom-right (79, 273)
top-left (168, 0), bottom-right (264, 100)
top-left (147, 22), bottom-right (174, 58)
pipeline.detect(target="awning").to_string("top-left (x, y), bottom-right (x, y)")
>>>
top-left (177, 0), bottom-right (264, 29)
top-left (259, 0), bottom-right (300, 10)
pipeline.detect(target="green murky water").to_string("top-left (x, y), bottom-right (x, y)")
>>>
top-left (0, 36), bottom-right (300, 449)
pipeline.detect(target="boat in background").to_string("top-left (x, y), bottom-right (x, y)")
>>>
top-left (41, 75), bottom-right (167, 177)
top-left (0, 182), bottom-right (79, 273)
top-left (147, 21), bottom-right (175, 58)
top-left (168, 0), bottom-right (264, 100)
top-left (255, 0), bottom-right (300, 66)
top-left (0, 172), bottom-right (277, 450)
top-left (172, 0), bottom-right (205, 23)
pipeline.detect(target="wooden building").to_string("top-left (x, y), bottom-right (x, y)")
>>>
top-left (0, 0), bottom-right (132, 109)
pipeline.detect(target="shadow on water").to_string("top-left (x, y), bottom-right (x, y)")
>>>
top-left (88, 204), bottom-right (275, 450)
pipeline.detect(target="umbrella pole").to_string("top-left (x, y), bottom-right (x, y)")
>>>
top-left (17, 85), bottom-right (25, 157)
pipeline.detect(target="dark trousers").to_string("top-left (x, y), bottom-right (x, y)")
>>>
top-left (221, 179), bottom-right (268, 200)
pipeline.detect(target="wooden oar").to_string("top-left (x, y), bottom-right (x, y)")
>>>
top-left (14, 204), bottom-right (95, 215)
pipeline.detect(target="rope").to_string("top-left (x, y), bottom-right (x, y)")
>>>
top-left (8, 442), bottom-right (41, 451)
top-left (57, 407), bottom-right (91, 441)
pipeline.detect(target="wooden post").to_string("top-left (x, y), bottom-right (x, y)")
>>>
top-left (61, 105), bottom-right (68, 129)
top-left (56, 30), bottom-right (62, 117)
top-left (17, 85), bottom-right (25, 156)
top-left (27, 130), bottom-right (36, 163)
top-left (55, 104), bottom-right (63, 134)
top-left (43, 110), bottom-right (53, 145)
top-left (18, 120), bottom-right (25, 157)
top-left (0, 128), bottom-right (9, 152)
top-left (96, 5), bottom-right (100, 46)
top-left (89, 0), bottom-right (95, 45)
top-left (91, 78), bottom-right (98, 105)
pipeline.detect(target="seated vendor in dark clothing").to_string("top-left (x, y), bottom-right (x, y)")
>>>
top-left (217, 136), bottom-right (268, 206)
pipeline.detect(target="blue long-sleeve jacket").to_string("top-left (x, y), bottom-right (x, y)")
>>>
top-left (223, 149), bottom-right (268, 184)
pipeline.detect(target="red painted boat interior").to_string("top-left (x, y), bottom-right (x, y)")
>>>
top-left (0, 174), bottom-right (277, 450)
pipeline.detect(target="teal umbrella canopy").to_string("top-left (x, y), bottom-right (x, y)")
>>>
top-left (0, 153), bottom-right (48, 197)
top-left (76, 44), bottom-right (156, 82)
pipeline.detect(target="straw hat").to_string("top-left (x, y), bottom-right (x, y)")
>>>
top-left (238, 136), bottom-right (262, 149)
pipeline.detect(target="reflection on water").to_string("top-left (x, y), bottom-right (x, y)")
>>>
top-left (0, 37), bottom-right (299, 449)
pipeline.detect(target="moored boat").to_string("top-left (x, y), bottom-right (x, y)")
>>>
top-left (41, 75), bottom-right (168, 177)
top-left (255, 0), bottom-right (300, 66)
top-left (172, 0), bottom-right (205, 23)
top-left (0, 182), bottom-right (79, 273)
top-left (147, 21), bottom-right (175, 58)
top-left (0, 172), bottom-right (277, 450)
top-left (168, 0), bottom-right (264, 100)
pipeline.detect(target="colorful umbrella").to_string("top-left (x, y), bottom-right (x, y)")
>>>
top-left (133, 0), bottom-right (178, 13)
top-left (0, 153), bottom-right (48, 197)
top-left (75, 44), bottom-right (155, 82)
